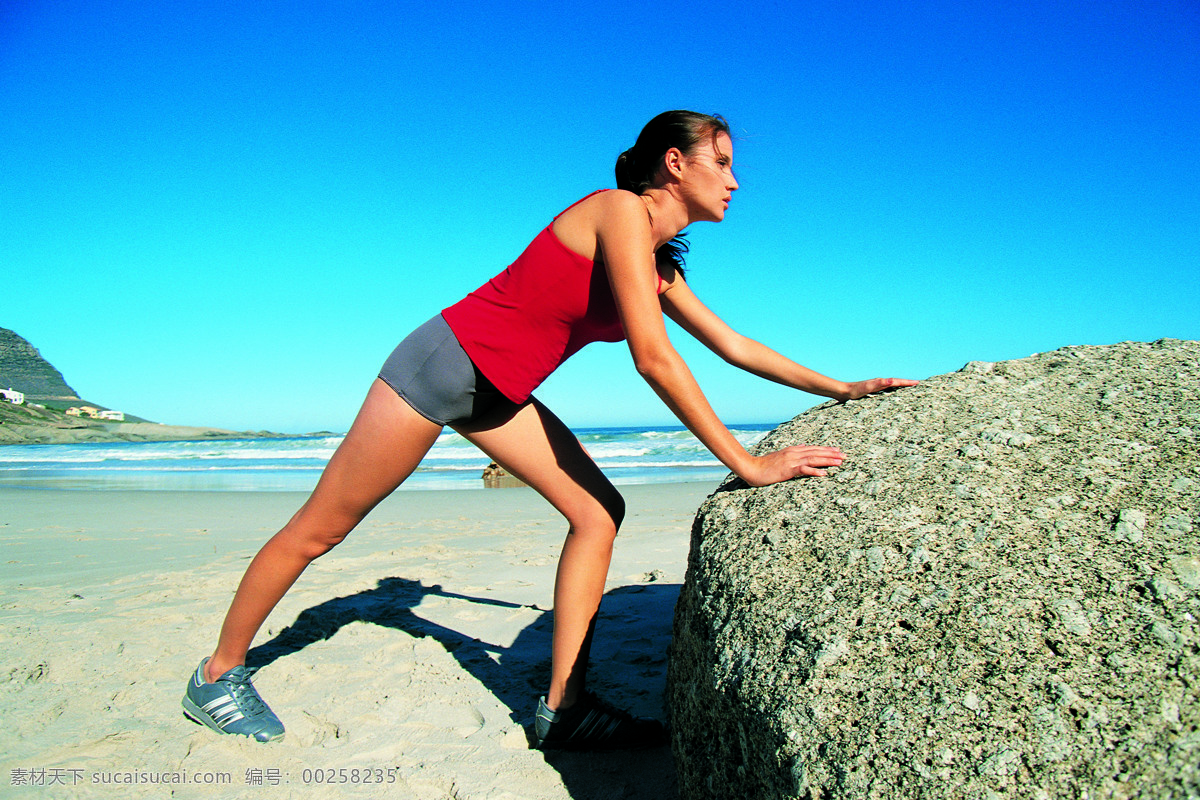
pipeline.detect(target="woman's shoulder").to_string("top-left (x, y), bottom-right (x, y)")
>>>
top-left (567, 189), bottom-right (650, 227)
top-left (555, 189), bottom-right (647, 229)
top-left (556, 188), bottom-right (639, 215)
top-left (552, 190), bottom-right (651, 259)
top-left (592, 188), bottom-right (641, 211)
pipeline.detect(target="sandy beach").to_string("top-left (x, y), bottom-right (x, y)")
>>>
top-left (0, 481), bottom-right (714, 799)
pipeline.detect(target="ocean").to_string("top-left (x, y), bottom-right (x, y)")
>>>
top-left (0, 424), bottom-right (774, 492)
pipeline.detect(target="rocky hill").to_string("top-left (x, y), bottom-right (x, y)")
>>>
top-left (0, 326), bottom-right (279, 444)
top-left (669, 339), bottom-right (1199, 799)
top-left (0, 327), bottom-right (79, 400)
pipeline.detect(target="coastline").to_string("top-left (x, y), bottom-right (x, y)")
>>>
top-left (0, 419), bottom-right (304, 446)
top-left (0, 481), bottom-right (713, 799)
top-left (0, 387), bottom-right (320, 446)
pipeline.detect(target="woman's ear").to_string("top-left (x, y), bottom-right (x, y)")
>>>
top-left (662, 147), bottom-right (685, 179)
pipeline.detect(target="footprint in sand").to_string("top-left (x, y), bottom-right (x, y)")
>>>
top-left (299, 710), bottom-right (346, 747)
top-left (614, 639), bottom-right (664, 666)
top-left (406, 702), bottom-right (485, 738)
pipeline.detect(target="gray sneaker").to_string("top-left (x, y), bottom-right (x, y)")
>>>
top-left (182, 658), bottom-right (284, 742)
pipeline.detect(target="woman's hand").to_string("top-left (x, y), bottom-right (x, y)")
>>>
top-left (740, 445), bottom-right (845, 487)
top-left (839, 377), bottom-right (920, 402)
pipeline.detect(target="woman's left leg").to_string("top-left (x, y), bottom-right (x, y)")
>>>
top-left (457, 398), bottom-right (667, 750)
top-left (454, 398), bottom-right (623, 712)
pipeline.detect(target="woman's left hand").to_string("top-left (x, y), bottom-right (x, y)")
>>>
top-left (839, 377), bottom-right (920, 402)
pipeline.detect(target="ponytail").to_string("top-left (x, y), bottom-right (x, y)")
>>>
top-left (614, 148), bottom-right (643, 194)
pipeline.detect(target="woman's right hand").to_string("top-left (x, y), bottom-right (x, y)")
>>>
top-left (739, 445), bottom-right (845, 487)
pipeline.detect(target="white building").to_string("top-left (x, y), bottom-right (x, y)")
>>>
top-left (97, 410), bottom-right (125, 421)
top-left (1, 388), bottom-right (25, 405)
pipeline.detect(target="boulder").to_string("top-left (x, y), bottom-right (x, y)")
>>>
top-left (668, 339), bottom-right (1200, 799)
top-left (482, 460), bottom-right (527, 488)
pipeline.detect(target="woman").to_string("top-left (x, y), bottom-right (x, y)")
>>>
top-left (182, 110), bottom-right (916, 750)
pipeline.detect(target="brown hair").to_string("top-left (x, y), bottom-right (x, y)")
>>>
top-left (614, 110), bottom-right (731, 275)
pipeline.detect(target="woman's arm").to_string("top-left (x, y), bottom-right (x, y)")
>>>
top-left (658, 274), bottom-right (919, 401)
top-left (594, 193), bottom-right (844, 486)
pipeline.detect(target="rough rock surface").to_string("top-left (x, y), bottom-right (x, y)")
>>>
top-left (0, 326), bottom-right (79, 399)
top-left (669, 339), bottom-right (1200, 799)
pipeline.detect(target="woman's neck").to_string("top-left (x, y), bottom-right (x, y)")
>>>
top-left (639, 188), bottom-right (690, 248)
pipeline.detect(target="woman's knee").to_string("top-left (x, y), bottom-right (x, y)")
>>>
top-left (275, 507), bottom-right (359, 561)
top-left (569, 491), bottom-right (624, 541)
top-left (296, 529), bottom-right (351, 561)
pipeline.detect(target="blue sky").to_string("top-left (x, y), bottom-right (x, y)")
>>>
top-left (2, 0), bottom-right (1197, 432)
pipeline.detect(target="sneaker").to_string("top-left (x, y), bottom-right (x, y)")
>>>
top-left (533, 691), bottom-right (667, 751)
top-left (181, 658), bottom-right (284, 742)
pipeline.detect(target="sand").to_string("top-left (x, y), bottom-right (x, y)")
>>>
top-left (0, 482), bottom-right (713, 799)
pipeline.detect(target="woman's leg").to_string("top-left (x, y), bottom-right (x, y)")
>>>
top-left (205, 379), bottom-right (443, 680)
top-left (454, 399), bottom-right (624, 711)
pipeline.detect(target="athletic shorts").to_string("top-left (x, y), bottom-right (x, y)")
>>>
top-left (378, 314), bottom-right (510, 426)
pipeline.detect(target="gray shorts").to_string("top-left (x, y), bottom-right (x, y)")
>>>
top-left (378, 314), bottom-right (510, 426)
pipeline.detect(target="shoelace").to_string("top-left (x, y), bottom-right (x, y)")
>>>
top-left (222, 668), bottom-right (267, 716)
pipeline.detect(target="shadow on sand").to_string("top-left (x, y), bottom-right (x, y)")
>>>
top-left (246, 577), bottom-right (681, 800)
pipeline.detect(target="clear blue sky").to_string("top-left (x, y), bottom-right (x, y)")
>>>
top-left (3, 1), bottom-right (1197, 433)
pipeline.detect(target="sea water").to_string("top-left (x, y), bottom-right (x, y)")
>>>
top-left (0, 424), bottom-right (773, 492)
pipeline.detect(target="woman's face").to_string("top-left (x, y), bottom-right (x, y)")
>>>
top-left (680, 132), bottom-right (738, 223)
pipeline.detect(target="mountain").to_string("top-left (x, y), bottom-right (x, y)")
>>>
top-left (0, 326), bottom-right (281, 444)
top-left (0, 327), bottom-right (79, 400)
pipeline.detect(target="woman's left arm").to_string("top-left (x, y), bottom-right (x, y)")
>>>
top-left (658, 275), bottom-right (918, 402)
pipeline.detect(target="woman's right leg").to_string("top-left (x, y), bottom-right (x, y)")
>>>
top-left (205, 378), bottom-right (443, 680)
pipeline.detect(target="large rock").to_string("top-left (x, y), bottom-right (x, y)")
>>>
top-left (669, 339), bottom-right (1199, 799)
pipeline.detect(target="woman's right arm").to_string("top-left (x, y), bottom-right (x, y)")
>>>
top-left (593, 193), bottom-right (844, 486)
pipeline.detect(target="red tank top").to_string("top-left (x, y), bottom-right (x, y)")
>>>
top-left (441, 191), bottom-right (627, 404)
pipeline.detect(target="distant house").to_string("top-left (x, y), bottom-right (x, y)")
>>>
top-left (1, 388), bottom-right (24, 405)
top-left (64, 405), bottom-right (124, 420)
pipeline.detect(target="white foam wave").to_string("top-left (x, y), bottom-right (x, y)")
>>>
top-left (583, 446), bottom-right (651, 458)
top-left (602, 460), bottom-right (722, 469)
